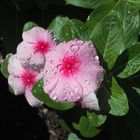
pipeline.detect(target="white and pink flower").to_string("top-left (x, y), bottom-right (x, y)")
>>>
top-left (43, 40), bottom-right (103, 110)
top-left (16, 27), bottom-right (55, 70)
top-left (8, 54), bottom-right (43, 107)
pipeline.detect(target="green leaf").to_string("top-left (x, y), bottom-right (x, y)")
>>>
top-left (23, 21), bottom-right (38, 32)
top-left (48, 16), bottom-right (88, 41)
top-left (118, 43), bottom-right (140, 78)
top-left (86, 112), bottom-right (107, 127)
top-left (68, 133), bottom-right (81, 140)
top-left (127, 0), bottom-right (140, 8)
top-left (73, 123), bottom-right (80, 131)
top-left (132, 87), bottom-right (140, 96)
top-left (59, 119), bottom-right (71, 131)
top-left (108, 77), bottom-right (129, 116)
top-left (32, 79), bottom-right (75, 110)
top-left (79, 116), bottom-right (100, 138)
top-left (89, 1), bottom-right (139, 69)
top-left (65, 0), bottom-right (111, 9)
top-left (0, 54), bottom-right (11, 79)
top-left (9, 86), bottom-right (14, 94)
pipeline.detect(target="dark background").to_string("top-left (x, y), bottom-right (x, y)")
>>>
top-left (0, 0), bottom-right (140, 140)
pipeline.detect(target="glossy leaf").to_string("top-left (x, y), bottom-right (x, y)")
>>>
top-left (32, 79), bottom-right (75, 110)
top-left (48, 16), bottom-right (88, 41)
top-left (127, 0), bottom-right (140, 8)
top-left (132, 87), bottom-right (140, 96)
top-left (68, 133), bottom-right (81, 140)
top-left (23, 21), bottom-right (38, 32)
top-left (65, 0), bottom-right (113, 9)
top-left (86, 112), bottom-right (107, 127)
top-left (108, 77), bottom-right (129, 116)
top-left (118, 44), bottom-right (140, 78)
top-left (89, 1), bottom-right (139, 69)
top-left (0, 54), bottom-right (11, 79)
top-left (79, 116), bottom-right (100, 138)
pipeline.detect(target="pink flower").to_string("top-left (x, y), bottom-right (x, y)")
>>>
top-left (8, 54), bottom-right (43, 107)
top-left (43, 40), bottom-right (103, 110)
top-left (16, 27), bottom-right (55, 70)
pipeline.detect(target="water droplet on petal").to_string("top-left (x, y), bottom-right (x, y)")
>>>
top-left (64, 89), bottom-right (67, 94)
top-left (95, 56), bottom-right (99, 61)
top-left (65, 83), bottom-right (69, 88)
top-left (88, 42), bottom-right (93, 48)
top-left (63, 96), bottom-right (67, 101)
top-left (45, 70), bottom-right (49, 74)
top-left (60, 69), bottom-right (64, 74)
top-left (74, 53), bottom-right (78, 56)
top-left (50, 60), bottom-right (54, 64)
top-left (51, 94), bottom-right (57, 100)
top-left (76, 40), bottom-right (84, 45)
top-left (74, 87), bottom-right (79, 93)
top-left (75, 62), bottom-right (81, 67)
top-left (70, 45), bottom-right (80, 53)
top-left (85, 80), bottom-right (90, 85)
top-left (57, 64), bottom-right (62, 70)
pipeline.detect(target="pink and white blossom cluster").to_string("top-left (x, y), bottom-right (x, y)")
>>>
top-left (7, 26), bottom-right (103, 109)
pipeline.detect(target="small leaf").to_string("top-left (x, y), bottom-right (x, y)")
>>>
top-left (79, 116), bottom-right (100, 138)
top-left (59, 119), bottom-right (71, 131)
top-left (108, 77), bottom-right (129, 116)
top-left (68, 133), bottom-right (81, 140)
top-left (86, 112), bottom-right (107, 127)
top-left (73, 123), bottom-right (80, 131)
top-left (132, 87), bottom-right (140, 96)
top-left (23, 21), bottom-right (38, 32)
top-left (32, 79), bottom-right (75, 111)
top-left (9, 86), bottom-right (14, 94)
top-left (0, 54), bottom-right (11, 79)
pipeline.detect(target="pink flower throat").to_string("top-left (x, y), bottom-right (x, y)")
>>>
top-left (21, 72), bottom-right (36, 88)
top-left (35, 40), bottom-right (50, 53)
top-left (58, 56), bottom-right (81, 77)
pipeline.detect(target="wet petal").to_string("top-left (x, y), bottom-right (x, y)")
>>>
top-left (80, 92), bottom-right (100, 110)
top-left (25, 89), bottom-right (43, 107)
top-left (8, 55), bottom-right (25, 76)
top-left (29, 52), bottom-right (45, 69)
top-left (8, 75), bottom-right (25, 95)
top-left (75, 64), bottom-right (103, 96)
top-left (17, 41), bottom-right (35, 61)
top-left (22, 27), bottom-right (46, 43)
top-left (47, 76), bottom-right (83, 103)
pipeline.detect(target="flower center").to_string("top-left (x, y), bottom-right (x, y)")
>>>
top-left (35, 40), bottom-right (50, 53)
top-left (57, 56), bottom-right (81, 77)
top-left (21, 72), bottom-right (36, 88)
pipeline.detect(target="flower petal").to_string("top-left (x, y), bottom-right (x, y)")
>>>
top-left (25, 89), bottom-right (43, 107)
top-left (29, 52), bottom-right (45, 70)
top-left (80, 92), bottom-right (100, 110)
top-left (22, 27), bottom-right (46, 43)
top-left (75, 64), bottom-right (103, 96)
top-left (8, 55), bottom-right (25, 76)
top-left (8, 75), bottom-right (25, 95)
top-left (16, 41), bottom-right (35, 61)
top-left (47, 76), bottom-right (83, 103)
